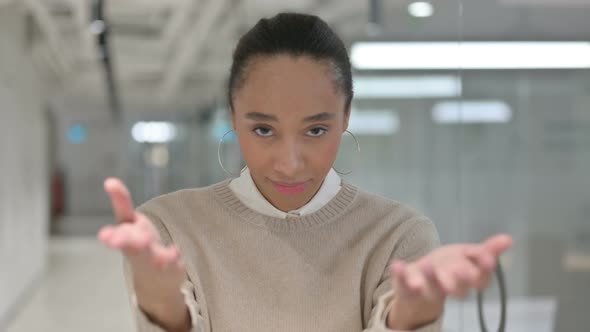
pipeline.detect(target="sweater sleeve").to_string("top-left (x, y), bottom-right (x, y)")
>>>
top-left (363, 218), bottom-right (443, 332)
top-left (123, 261), bottom-right (206, 332)
top-left (122, 207), bottom-right (207, 332)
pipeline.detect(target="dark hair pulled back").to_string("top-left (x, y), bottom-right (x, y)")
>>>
top-left (228, 13), bottom-right (353, 112)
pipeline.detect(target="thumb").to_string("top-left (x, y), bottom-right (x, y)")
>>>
top-left (104, 177), bottom-right (135, 223)
top-left (483, 234), bottom-right (513, 256)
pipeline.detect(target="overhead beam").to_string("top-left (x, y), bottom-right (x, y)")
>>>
top-left (159, 0), bottom-right (195, 51)
top-left (69, 0), bottom-right (95, 60)
top-left (313, 0), bottom-right (360, 24)
top-left (0, 0), bottom-right (17, 7)
top-left (158, 0), bottom-right (229, 103)
top-left (105, 0), bottom-right (185, 12)
top-left (24, 0), bottom-right (71, 75)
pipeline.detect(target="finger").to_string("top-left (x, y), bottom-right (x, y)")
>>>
top-left (104, 178), bottom-right (135, 224)
top-left (443, 263), bottom-right (474, 299)
top-left (99, 225), bottom-right (131, 249)
top-left (416, 258), bottom-right (446, 301)
top-left (455, 253), bottom-right (494, 290)
top-left (122, 228), bottom-right (152, 253)
top-left (452, 259), bottom-right (481, 289)
top-left (446, 264), bottom-right (471, 299)
top-left (391, 261), bottom-right (418, 296)
top-left (464, 245), bottom-right (496, 272)
top-left (135, 214), bottom-right (165, 248)
top-left (404, 264), bottom-right (429, 294)
top-left (163, 246), bottom-right (181, 269)
top-left (434, 267), bottom-right (457, 294)
top-left (151, 244), bottom-right (180, 269)
top-left (168, 246), bottom-right (181, 267)
top-left (483, 234), bottom-right (513, 256)
top-left (97, 225), bottom-right (116, 244)
top-left (134, 212), bottom-right (153, 231)
top-left (110, 224), bottom-right (136, 249)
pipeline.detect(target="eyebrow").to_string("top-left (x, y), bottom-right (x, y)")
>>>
top-left (244, 112), bottom-right (337, 123)
top-left (245, 112), bottom-right (278, 122)
top-left (303, 112), bottom-right (336, 122)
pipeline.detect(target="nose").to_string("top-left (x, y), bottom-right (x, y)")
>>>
top-left (273, 138), bottom-right (304, 179)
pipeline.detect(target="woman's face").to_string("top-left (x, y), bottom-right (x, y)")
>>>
top-left (231, 55), bottom-right (349, 212)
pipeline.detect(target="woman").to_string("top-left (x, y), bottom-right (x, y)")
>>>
top-left (98, 13), bottom-right (512, 332)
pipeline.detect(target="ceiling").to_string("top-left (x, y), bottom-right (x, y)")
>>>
top-left (11, 0), bottom-right (590, 111)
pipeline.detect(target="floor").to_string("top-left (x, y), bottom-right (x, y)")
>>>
top-left (5, 237), bottom-right (134, 332)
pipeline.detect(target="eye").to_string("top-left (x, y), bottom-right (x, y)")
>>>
top-left (254, 127), bottom-right (273, 137)
top-left (307, 127), bottom-right (327, 137)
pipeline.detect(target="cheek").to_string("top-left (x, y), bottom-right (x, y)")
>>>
top-left (309, 135), bottom-right (341, 168)
top-left (237, 133), bottom-right (255, 159)
top-left (237, 133), bottom-right (269, 170)
top-left (326, 137), bottom-right (342, 157)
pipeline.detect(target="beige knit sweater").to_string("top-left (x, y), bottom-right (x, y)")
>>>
top-left (123, 179), bottom-right (442, 332)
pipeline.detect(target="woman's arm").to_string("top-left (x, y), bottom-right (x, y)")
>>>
top-left (99, 178), bottom-right (194, 332)
top-left (124, 259), bottom-right (192, 332)
top-left (386, 234), bottom-right (512, 330)
top-left (363, 218), bottom-right (443, 332)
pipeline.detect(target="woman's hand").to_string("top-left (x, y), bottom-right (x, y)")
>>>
top-left (386, 234), bottom-right (513, 330)
top-left (98, 178), bottom-right (190, 332)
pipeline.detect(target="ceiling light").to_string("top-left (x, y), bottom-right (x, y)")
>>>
top-left (351, 42), bottom-right (590, 70)
top-left (132, 122), bottom-right (177, 143)
top-left (408, 2), bottom-right (434, 18)
top-left (432, 100), bottom-right (512, 124)
top-left (348, 109), bottom-right (400, 135)
top-left (354, 75), bottom-right (461, 98)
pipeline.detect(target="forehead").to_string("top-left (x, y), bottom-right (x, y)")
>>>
top-left (233, 55), bottom-right (345, 119)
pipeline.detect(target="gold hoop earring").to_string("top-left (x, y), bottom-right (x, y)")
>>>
top-left (334, 130), bottom-right (360, 176)
top-left (218, 129), bottom-right (246, 177)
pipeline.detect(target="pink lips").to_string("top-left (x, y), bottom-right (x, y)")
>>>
top-left (272, 181), bottom-right (308, 195)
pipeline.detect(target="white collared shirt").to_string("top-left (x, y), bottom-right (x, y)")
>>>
top-left (229, 168), bottom-right (342, 219)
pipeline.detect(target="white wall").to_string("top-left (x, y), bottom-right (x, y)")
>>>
top-left (0, 4), bottom-right (51, 328)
